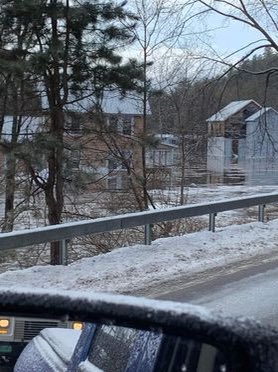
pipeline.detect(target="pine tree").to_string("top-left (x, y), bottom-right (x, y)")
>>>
top-left (0, 0), bottom-right (142, 264)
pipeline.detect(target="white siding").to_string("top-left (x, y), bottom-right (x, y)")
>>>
top-left (244, 110), bottom-right (278, 184)
top-left (246, 111), bottom-right (278, 160)
top-left (238, 139), bottom-right (246, 166)
top-left (207, 137), bottom-right (232, 172)
top-left (146, 148), bottom-right (178, 167)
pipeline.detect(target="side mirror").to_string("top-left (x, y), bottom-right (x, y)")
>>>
top-left (67, 322), bottom-right (230, 372)
top-left (0, 290), bottom-right (277, 372)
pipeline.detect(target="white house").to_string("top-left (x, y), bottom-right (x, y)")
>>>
top-left (206, 100), bottom-right (261, 173)
top-left (207, 100), bottom-right (278, 184)
top-left (146, 134), bottom-right (180, 168)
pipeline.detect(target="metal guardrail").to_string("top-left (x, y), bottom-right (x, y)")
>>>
top-left (1, 192), bottom-right (278, 264)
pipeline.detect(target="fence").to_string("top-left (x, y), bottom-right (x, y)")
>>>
top-left (1, 192), bottom-right (278, 265)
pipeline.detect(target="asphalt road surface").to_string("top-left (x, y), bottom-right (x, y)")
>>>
top-left (158, 254), bottom-right (278, 328)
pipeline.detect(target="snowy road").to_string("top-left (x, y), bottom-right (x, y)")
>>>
top-left (160, 263), bottom-right (278, 328)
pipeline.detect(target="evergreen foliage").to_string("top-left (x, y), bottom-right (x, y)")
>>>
top-left (0, 0), bottom-right (143, 263)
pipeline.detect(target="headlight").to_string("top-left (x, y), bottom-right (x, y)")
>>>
top-left (72, 321), bottom-right (83, 331)
top-left (0, 319), bottom-right (10, 334)
top-left (0, 319), bottom-right (9, 328)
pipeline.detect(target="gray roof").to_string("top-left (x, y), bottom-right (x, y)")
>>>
top-left (38, 83), bottom-right (147, 115)
top-left (206, 100), bottom-right (261, 122)
top-left (100, 91), bottom-right (147, 115)
top-left (67, 91), bottom-right (149, 116)
top-left (245, 107), bottom-right (278, 121)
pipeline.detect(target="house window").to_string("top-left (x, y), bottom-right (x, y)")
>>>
top-left (107, 177), bottom-right (117, 190)
top-left (121, 149), bottom-right (132, 169)
top-left (121, 174), bottom-right (130, 190)
top-left (122, 117), bottom-right (132, 135)
top-left (107, 175), bottom-right (130, 191)
top-left (108, 158), bottom-right (118, 170)
top-left (154, 150), bottom-right (171, 166)
top-left (71, 149), bottom-right (81, 168)
top-left (212, 123), bottom-right (223, 137)
top-left (107, 115), bottom-right (133, 135)
top-left (109, 116), bottom-right (119, 133)
top-left (66, 113), bottom-right (83, 134)
top-left (107, 150), bottom-right (132, 171)
top-left (225, 123), bottom-right (235, 138)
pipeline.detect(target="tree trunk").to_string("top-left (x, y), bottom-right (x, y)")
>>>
top-left (142, 45), bottom-right (150, 210)
top-left (45, 2), bottom-right (66, 265)
top-left (2, 151), bottom-right (16, 232)
top-left (2, 92), bottom-right (19, 232)
top-left (45, 108), bottom-right (65, 265)
top-left (180, 134), bottom-right (186, 205)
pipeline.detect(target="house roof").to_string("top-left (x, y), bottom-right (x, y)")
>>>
top-left (245, 107), bottom-right (278, 121)
top-left (38, 83), bottom-right (148, 115)
top-left (65, 91), bottom-right (145, 115)
top-left (100, 92), bottom-right (148, 115)
top-left (206, 100), bottom-right (261, 122)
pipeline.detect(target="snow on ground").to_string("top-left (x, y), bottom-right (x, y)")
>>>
top-left (0, 218), bottom-right (278, 295)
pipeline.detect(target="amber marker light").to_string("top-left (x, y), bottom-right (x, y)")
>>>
top-left (72, 322), bottom-right (83, 331)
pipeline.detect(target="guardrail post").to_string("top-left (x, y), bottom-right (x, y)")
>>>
top-left (59, 239), bottom-right (68, 265)
top-left (258, 204), bottom-right (265, 222)
top-left (209, 213), bottom-right (217, 232)
top-left (144, 224), bottom-right (152, 245)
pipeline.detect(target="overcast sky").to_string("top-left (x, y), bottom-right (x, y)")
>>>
top-left (121, 2), bottom-right (267, 85)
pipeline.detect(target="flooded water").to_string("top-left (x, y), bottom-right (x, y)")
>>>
top-left (180, 165), bottom-right (246, 187)
top-left (184, 163), bottom-right (278, 187)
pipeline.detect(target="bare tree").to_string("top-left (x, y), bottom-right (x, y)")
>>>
top-left (150, 55), bottom-right (217, 204)
top-left (192, 1), bottom-right (278, 179)
top-left (125, 0), bottom-right (197, 209)
top-left (195, 1), bottom-right (278, 72)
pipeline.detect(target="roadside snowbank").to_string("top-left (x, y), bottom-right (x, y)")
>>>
top-left (0, 219), bottom-right (277, 294)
